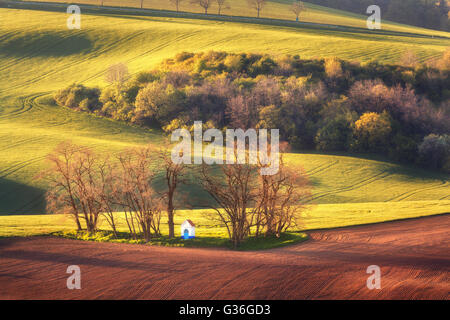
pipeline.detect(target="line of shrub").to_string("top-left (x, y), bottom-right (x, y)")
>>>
top-left (54, 51), bottom-right (450, 172)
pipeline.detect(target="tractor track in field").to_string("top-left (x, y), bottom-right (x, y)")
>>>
top-left (306, 170), bottom-right (391, 202)
top-left (1, 27), bottom-right (205, 95)
top-left (0, 157), bottom-right (46, 179)
top-left (0, 99), bottom-right (33, 120)
top-left (0, 94), bottom-right (46, 121)
top-left (0, 137), bottom-right (111, 182)
top-left (305, 160), bottom-right (339, 177)
top-left (388, 181), bottom-right (450, 202)
top-left (0, 214), bottom-right (448, 299)
top-left (1, 29), bottom-right (149, 94)
top-left (0, 137), bottom-right (46, 152)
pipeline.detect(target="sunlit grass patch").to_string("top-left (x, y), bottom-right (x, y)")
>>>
top-left (1, 200), bottom-right (448, 239)
top-left (51, 229), bottom-right (309, 250)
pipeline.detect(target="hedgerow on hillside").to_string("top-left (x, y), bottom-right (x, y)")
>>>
top-left (54, 51), bottom-right (450, 172)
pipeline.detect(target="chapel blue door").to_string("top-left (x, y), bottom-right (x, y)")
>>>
top-left (183, 229), bottom-right (189, 239)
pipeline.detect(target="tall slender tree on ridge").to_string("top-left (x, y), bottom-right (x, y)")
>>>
top-left (247, 0), bottom-right (266, 18)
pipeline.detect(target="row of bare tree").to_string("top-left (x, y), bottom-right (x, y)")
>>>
top-left (182, 0), bottom-right (306, 20)
top-left (39, 141), bottom-right (311, 247)
top-left (121, 0), bottom-right (307, 20)
top-left (200, 149), bottom-right (311, 247)
top-left (39, 142), bottom-right (185, 241)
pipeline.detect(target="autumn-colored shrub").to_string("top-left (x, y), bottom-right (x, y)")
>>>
top-left (53, 52), bottom-right (449, 171)
top-left (54, 83), bottom-right (100, 111)
top-left (325, 57), bottom-right (343, 78)
top-left (351, 111), bottom-right (393, 152)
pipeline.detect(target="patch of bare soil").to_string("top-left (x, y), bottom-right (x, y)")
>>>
top-left (0, 215), bottom-right (448, 299)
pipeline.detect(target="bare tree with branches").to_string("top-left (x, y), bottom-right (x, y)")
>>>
top-left (291, 1), bottom-right (306, 22)
top-left (226, 94), bottom-right (256, 129)
top-left (115, 147), bottom-right (162, 241)
top-left (159, 148), bottom-right (187, 239)
top-left (254, 155), bottom-right (311, 237)
top-left (68, 147), bottom-right (104, 233)
top-left (41, 142), bottom-right (107, 234)
top-left (216, 0), bottom-right (229, 15)
top-left (105, 63), bottom-right (129, 87)
top-left (95, 156), bottom-right (120, 237)
top-left (199, 157), bottom-right (258, 248)
top-left (191, 0), bottom-right (212, 14)
top-left (39, 142), bottom-right (84, 231)
top-left (170, 0), bottom-right (184, 12)
top-left (247, 0), bottom-right (266, 18)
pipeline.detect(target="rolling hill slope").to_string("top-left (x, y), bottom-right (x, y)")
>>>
top-left (18, 0), bottom-right (450, 37)
top-left (1, 4), bottom-right (449, 97)
top-left (0, 5), bottom-right (449, 216)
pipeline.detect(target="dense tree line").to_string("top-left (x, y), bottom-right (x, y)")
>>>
top-left (307, 0), bottom-right (449, 32)
top-left (54, 51), bottom-right (450, 172)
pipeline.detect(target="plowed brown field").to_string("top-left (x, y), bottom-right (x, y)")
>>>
top-left (0, 215), bottom-right (449, 300)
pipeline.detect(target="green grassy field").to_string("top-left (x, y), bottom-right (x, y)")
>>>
top-left (1, 4), bottom-right (449, 99)
top-left (0, 4), bottom-right (449, 242)
top-left (0, 201), bottom-right (448, 237)
top-left (19, 0), bottom-right (450, 37)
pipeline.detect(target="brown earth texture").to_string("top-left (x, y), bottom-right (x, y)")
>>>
top-left (0, 214), bottom-right (449, 300)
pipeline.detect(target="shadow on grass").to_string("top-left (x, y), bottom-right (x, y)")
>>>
top-left (0, 31), bottom-right (92, 57)
top-left (0, 177), bottom-right (46, 215)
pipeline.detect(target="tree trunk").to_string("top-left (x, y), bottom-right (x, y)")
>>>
top-left (75, 216), bottom-right (82, 231)
top-left (167, 195), bottom-right (175, 238)
top-left (86, 219), bottom-right (95, 234)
